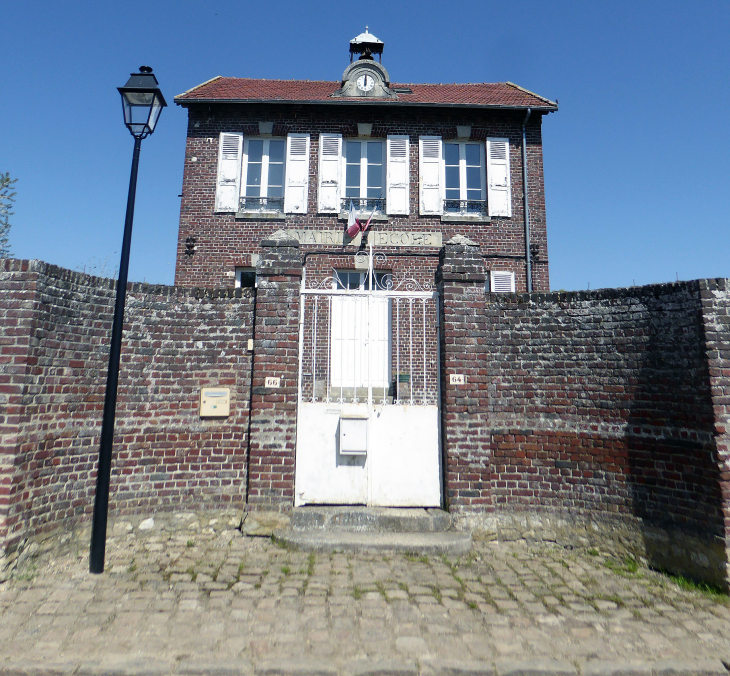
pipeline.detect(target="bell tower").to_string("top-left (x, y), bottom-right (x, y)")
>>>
top-left (332, 27), bottom-right (397, 99)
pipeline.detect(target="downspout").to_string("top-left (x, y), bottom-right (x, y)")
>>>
top-left (522, 108), bottom-right (532, 292)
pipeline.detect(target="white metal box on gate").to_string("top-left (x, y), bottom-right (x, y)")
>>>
top-left (339, 415), bottom-right (368, 455)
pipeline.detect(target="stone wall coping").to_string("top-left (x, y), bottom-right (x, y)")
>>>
top-left (0, 259), bottom-right (255, 300)
top-left (486, 278), bottom-right (729, 305)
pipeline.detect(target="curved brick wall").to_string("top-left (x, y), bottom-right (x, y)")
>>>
top-left (486, 283), bottom-right (723, 534)
top-left (0, 259), bottom-right (254, 554)
top-left (1, 255), bottom-right (728, 586)
top-left (485, 283), bottom-right (730, 586)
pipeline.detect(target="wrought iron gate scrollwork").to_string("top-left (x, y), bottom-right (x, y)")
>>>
top-left (298, 244), bottom-right (439, 409)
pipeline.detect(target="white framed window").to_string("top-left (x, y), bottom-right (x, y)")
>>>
top-left (418, 136), bottom-right (511, 217)
top-left (489, 270), bottom-right (515, 293)
top-left (343, 140), bottom-right (385, 208)
top-left (241, 138), bottom-right (286, 211)
top-left (215, 132), bottom-right (310, 214)
top-left (443, 141), bottom-right (485, 214)
top-left (235, 267), bottom-right (257, 288)
top-left (318, 135), bottom-right (407, 216)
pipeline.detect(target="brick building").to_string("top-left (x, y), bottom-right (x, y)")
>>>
top-left (174, 29), bottom-right (557, 293)
top-left (172, 30), bottom-right (558, 512)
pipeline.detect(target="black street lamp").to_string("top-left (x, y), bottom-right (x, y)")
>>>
top-left (90, 67), bottom-right (167, 574)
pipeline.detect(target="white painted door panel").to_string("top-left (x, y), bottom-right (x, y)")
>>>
top-left (295, 402), bottom-right (441, 507)
top-left (295, 402), bottom-right (368, 506)
top-left (368, 405), bottom-right (441, 506)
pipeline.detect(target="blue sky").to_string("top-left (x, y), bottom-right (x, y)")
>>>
top-left (2, 0), bottom-right (729, 291)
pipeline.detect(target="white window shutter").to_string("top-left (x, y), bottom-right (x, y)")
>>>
top-left (419, 136), bottom-right (443, 215)
top-left (284, 133), bottom-right (310, 214)
top-left (318, 133), bottom-right (342, 213)
top-left (490, 270), bottom-right (515, 293)
top-left (215, 132), bottom-right (243, 212)
top-left (487, 137), bottom-right (511, 217)
top-left (386, 135), bottom-right (410, 215)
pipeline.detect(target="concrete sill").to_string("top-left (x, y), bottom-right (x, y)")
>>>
top-left (440, 215), bottom-right (491, 224)
top-left (235, 212), bottom-right (287, 221)
top-left (337, 212), bottom-right (389, 222)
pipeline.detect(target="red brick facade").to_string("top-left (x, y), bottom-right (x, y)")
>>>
top-left (174, 105), bottom-right (550, 293)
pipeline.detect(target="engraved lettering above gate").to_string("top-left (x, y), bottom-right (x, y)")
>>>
top-left (285, 230), bottom-right (443, 248)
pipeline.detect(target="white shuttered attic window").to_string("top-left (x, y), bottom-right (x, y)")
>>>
top-left (215, 132), bottom-right (243, 212)
top-left (490, 270), bottom-right (515, 293)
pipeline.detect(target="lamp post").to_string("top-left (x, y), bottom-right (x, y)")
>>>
top-left (90, 67), bottom-right (167, 574)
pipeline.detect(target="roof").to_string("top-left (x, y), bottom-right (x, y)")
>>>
top-left (174, 77), bottom-right (557, 111)
top-left (351, 29), bottom-right (383, 45)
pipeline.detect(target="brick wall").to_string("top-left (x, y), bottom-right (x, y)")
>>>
top-left (247, 233), bottom-right (302, 509)
top-left (175, 104), bottom-right (549, 293)
top-left (699, 280), bottom-right (730, 545)
top-left (483, 281), bottom-right (723, 540)
top-left (438, 236), bottom-right (491, 510)
top-left (0, 260), bottom-right (37, 550)
top-left (1, 259), bottom-right (254, 552)
top-left (2, 252), bottom-right (728, 586)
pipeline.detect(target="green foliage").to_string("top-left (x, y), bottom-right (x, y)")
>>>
top-left (0, 172), bottom-right (17, 258)
top-left (666, 573), bottom-right (727, 599)
top-left (602, 556), bottom-right (640, 576)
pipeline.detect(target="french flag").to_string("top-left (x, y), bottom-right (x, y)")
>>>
top-left (346, 200), bottom-right (375, 239)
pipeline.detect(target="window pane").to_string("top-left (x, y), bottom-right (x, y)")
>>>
top-left (345, 141), bottom-right (361, 163)
top-left (248, 140), bottom-right (263, 163)
top-left (346, 164), bottom-right (361, 192)
top-left (237, 269), bottom-right (256, 288)
top-left (445, 187), bottom-right (460, 200)
top-left (466, 165), bottom-right (480, 191)
top-left (445, 165), bottom-right (459, 190)
top-left (268, 140), bottom-right (285, 163)
top-left (268, 162), bottom-right (284, 189)
top-left (335, 272), bottom-right (360, 290)
top-left (267, 185), bottom-right (283, 198)
top-left (367, 164), bottom-right (382, 191)
top-left (366, 142), bottom-right (382, 165)
top-left (246, 163), bottom-right (262, 196)
top-left (467, 189), bottom-right (481, 201)
top-left (444, 143), bottom-right (459, 166)
top-left (465, 144), bottom-right (480, 166)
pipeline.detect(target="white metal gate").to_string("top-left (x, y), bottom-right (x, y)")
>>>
top-left (295, 243), bottom-right (442, 507)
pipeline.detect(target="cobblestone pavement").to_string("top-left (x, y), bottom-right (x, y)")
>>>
top-left (1, 510), bottom-right (729, 676)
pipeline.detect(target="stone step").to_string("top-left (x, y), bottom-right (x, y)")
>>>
top-left (289, 506), bottom-right (452, 533)
top-left (273, 529), bottom-right (472, 555)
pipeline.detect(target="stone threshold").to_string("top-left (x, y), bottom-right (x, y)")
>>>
top-left (2, 657), bottom-right (728, 676)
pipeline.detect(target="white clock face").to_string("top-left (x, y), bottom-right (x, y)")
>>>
top-left (356, 74), bottom-right (375, 92)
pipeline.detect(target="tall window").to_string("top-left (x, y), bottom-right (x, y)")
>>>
top-left (242, 138), bottom-right (285, 211)
top-left (444, 142), bottom-right (485, 213)
top-left (344, 140), bottom-right (385, 209)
